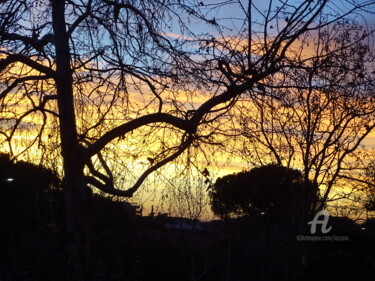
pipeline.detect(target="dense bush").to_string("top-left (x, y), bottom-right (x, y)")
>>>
top-left (209, 164), bottom-right (319, 219)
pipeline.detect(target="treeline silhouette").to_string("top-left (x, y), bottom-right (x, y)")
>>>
top-left (1, 154), bottom-right (375, 281)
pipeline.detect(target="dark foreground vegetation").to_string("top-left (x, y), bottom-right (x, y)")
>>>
top-left (1, 156), bottom-right (375, 281)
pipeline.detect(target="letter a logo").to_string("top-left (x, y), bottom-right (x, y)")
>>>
top-left (307, 210), bottom-right (332, 234)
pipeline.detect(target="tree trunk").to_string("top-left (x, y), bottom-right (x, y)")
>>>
top-left (51, 1), bottom-right (91, 279)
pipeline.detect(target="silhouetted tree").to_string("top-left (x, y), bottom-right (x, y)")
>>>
top-left (0, 152), bottom-right (61, 230)
top-left (209, 164), bottom-right (319, 220)
top-left (233, 18), bottom-right (375, 211)
top-left (1, 0), bottom-right (374, 278)
top-left (0, 153), bottom-right (59, 188)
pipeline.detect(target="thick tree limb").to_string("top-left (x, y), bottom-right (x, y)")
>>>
top-left (86, 113), bottom-right (192, 158)
top-left (0, 54), bottom-right (56, 77)
top-left (1, 32), bottom-right (54, 52)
